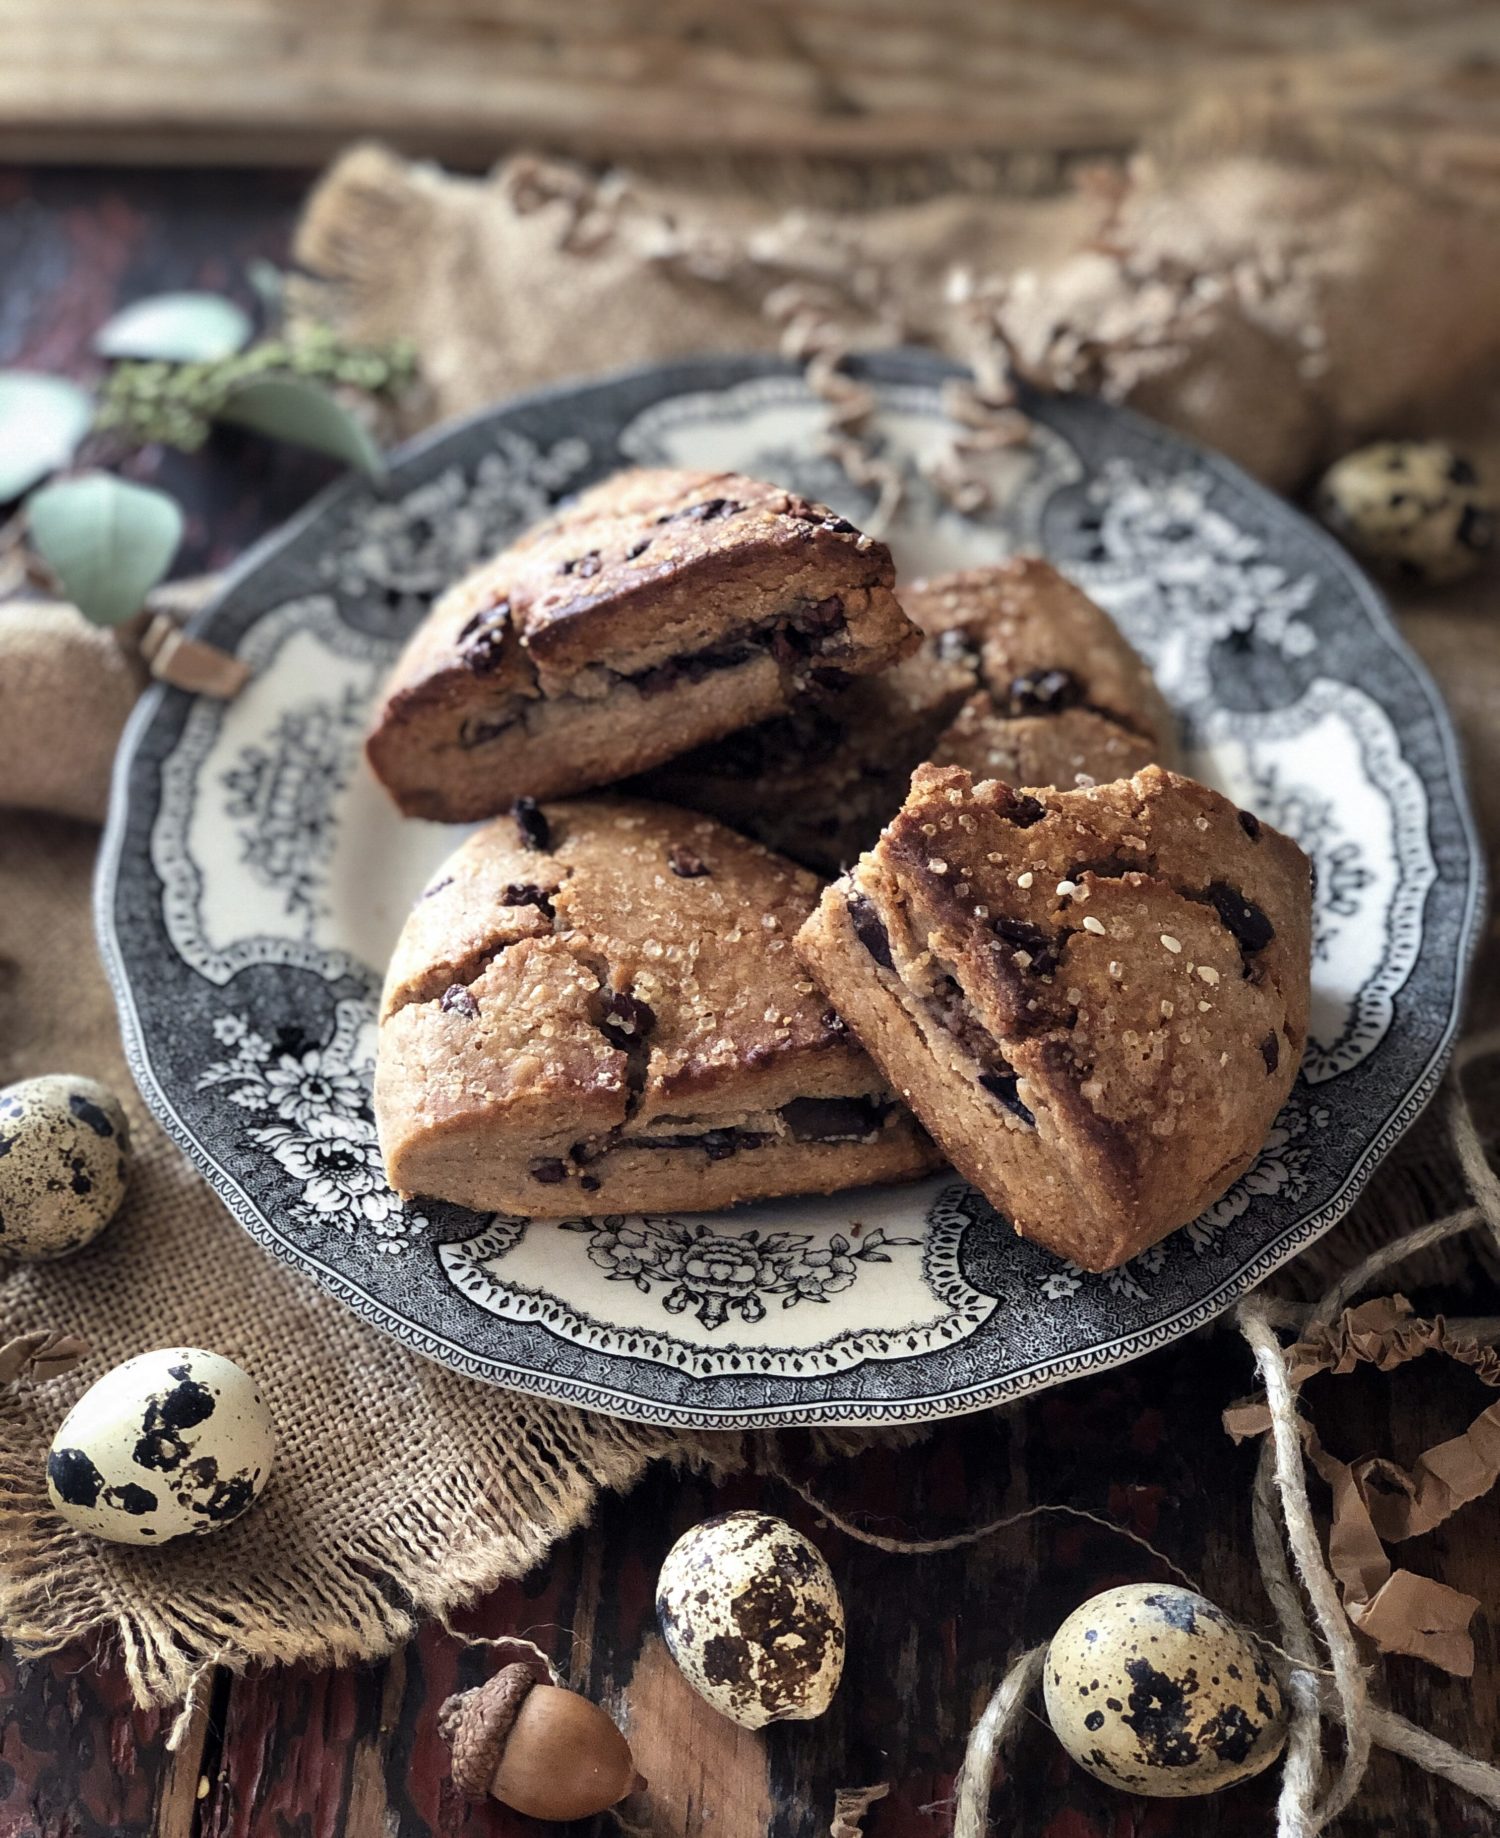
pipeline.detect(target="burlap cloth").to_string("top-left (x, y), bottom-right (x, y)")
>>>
top-left (3, 123), bottom-right (1500, 1710)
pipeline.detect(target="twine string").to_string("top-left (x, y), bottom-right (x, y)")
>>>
top-left (1240, 1295), bottom-right (1372, 1834)
top-left (952, 1645), bottom-right (1047, 1838)
top-left (1251, 1440), bottom-right (1326, 1835)
top-left (765, 1452), bottom-right (1197, 1586)
top-left (1303, 1204), bottom-right (1481, 1332)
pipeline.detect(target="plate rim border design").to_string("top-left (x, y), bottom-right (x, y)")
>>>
top-left (94, 350), bottom-right (1488, 1428)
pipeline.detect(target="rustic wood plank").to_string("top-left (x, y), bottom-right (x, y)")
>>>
top-left (1, 1), bottom-right (1499, 165)
top-left (0, 1637), bottom-right (213, 1838)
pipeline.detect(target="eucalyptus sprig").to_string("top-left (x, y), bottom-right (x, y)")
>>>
top-left (0, 279), bottom-right (415, 628)
top-left (95, 323), bottom-right (416, 455)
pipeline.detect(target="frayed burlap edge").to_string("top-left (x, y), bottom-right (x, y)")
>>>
top-left (0, 1380), bottom-right (738, 1707)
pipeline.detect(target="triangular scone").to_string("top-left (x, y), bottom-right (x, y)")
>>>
top-left (634, 558), bottom-right (1171, 874)
top-left (916, 561), bottom-right (1177, 786)
top-left (796, 764), bottom-right (1311, 1272)
top-left (375, 797), bottom-right (938, 1216)
top-left (365, 467), bottom-right (918, 821)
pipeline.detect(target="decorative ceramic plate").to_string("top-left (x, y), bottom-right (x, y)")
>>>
top-left (98, 353), bottom-right (1483, 1427)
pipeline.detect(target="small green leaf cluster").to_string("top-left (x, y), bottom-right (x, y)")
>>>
top-left (94, 323), bottom-right (415, 453)
top-left (0, 280), bottom-right (415, 626)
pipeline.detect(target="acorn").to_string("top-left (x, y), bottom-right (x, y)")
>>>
top-left (439, 1660), bottom-right (644, 1821)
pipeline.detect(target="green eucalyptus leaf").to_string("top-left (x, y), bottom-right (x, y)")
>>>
top-left (96, 292), bottom-right (253, 363)
top-left (0, 372), bottom-right (94, 503)
top-left (28, 473), bottom-right (184, 626)
top-left (215, 375), bottom-right (384, 478)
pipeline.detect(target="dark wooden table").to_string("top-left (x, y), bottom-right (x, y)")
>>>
top-left (3, 167), bottom-right (1498, 1838)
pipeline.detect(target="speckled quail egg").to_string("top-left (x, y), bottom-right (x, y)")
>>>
top-left (46, 1347), bottom-right (275, 1545)
top-left (656, 1510), bottom-right (845, 1728)
top-left (0, 1075), bottom-right (131, 1261)
top-left (1044, 1584), bottom-right (1286, 1797)
top-left (1317, 441), bottom-right (1495, 584)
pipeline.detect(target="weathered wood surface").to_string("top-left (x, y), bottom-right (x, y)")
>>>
top-left (2, 165), bottom-right (1499, 1838)
top-left (1, 3), bottom-right (1500, 168)
top-left (6, 1323), bottom-right (1500, 1836)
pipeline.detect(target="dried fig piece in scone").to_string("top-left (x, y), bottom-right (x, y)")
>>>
top-left (376, 796), bottom-right (937, 1216)
top-left (795, 763), bottom-right (1311, 1271)
top-left (365, 468), bottom-right (918, 821)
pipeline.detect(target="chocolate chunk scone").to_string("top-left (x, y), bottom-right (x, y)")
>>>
top-left (634, 558), bottom-right (1172, 874)
top-left (365, 468), bottom-right (918, 821)
top-left (375, 797), bottom-right (937, 1216)
top-left (919, 560), bottom-right (1175, 786)
top-left (796, 764), bottom-right (1311, 1271)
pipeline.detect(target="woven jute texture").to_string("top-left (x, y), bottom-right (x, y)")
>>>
top-left (2, 125), bottom-right (1499, 1710)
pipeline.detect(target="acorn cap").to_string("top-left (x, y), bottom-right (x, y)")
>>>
top-left (440, 1661), bottom-right (543, 1801)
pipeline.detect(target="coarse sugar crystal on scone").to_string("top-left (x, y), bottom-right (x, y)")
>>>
top-left (375, 795), bottom-right (938, 1217)
top-left (794, 763), bottom-right (1311, 1272)
top-left (365, 467), bottom-right (919, 822)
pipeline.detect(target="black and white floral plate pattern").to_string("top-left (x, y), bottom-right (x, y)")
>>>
top-left (98, 354), bottom-right (1484, 1427)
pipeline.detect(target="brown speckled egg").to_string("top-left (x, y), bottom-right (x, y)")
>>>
top-left (1317, 441), bottom-right (1494, 584)
top-left (1043, 1584), bottom-right (1286, 1797)
top-left (0, 1075), bottom-right (131, 1261)
top-left (655, 1510), bottom-right (844, 1728)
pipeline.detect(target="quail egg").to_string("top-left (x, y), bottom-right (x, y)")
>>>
top-left (1317, 441), bottom-right (1495, 584)
top-left (0, 1075), bottom-right (130, 1261)
top-left (47, 1347), bottom-right (275, 1545)
top-left (656, 1510), bottom-right (845, 1728)
top-left (1043, 1583), bottom-right (1286, 1797)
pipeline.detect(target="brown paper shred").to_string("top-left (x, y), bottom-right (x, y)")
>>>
top-left (0, 1330), bottom-right (90, 1385)
top-left (830, 1783), bottom-right (889, 1838)
top-left (139, 613), bottom-right (251, 700)
top-left (1289, 1294), bottom-right (1500, 1386)
top-left (1226, 1294), bottom-right (1500, 1675)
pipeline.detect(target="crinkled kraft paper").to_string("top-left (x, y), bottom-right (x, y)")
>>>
top-left (1225, 1295), bottom-right (1497, 1676)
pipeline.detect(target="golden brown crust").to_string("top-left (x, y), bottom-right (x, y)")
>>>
top-left (929, 698), bottom-right (1158, 789)
top-left (375, 796), bottom-right (937, 1215)
top-left (795, 763), bottom-right (1311, 1271)
top-left (909, 560), bottom-right (1178, 757)
top-left (365, 469), bottom-right (917, 821)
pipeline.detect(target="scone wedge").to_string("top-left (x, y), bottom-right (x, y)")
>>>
top-left (918, 560), bottom-right (1176, 787)
top-left (366, 467), bottom-right (918, 821)
top-left (796, 764), bottom-right (1312, 1271)
top-left (375, 797), bottom-right (937, 1216)
top-left (635, 557), bottom-right (1172, 874)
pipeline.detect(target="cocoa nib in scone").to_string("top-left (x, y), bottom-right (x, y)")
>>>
top-left (364, 468), bottom-right (918, 821)
top-left (375, 797), bottom-right (937, 1217)
top-left (795, 763), bottom-right (1311, 1272)
top-left (634, 557), bottom-right (1174, 876)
